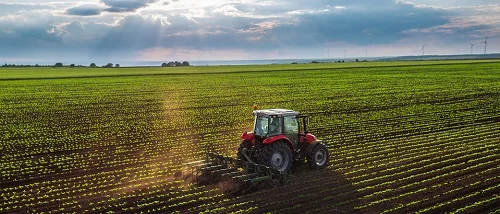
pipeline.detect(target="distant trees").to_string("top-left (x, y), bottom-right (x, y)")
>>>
top-left (0, 62), bottom-right (119, 68)
top-left (1, 63), bottom-right (75, 68)
top-left (1, 64), bottom-right (40, 67)
top-left (1, 61), bottom-right (194, 68)
top-left (161, 61), bottom-right (190, 67)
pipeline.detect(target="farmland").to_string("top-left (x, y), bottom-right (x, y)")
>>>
top-left (0, 60), bottom-right (499, 213)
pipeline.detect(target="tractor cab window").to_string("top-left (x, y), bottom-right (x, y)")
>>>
top-left (284, 116), bottom-right (299, 134)
top-left (254, 117), bottom-right (269, 136)
top-left (268, 117), bottom-right (283, 136)
top-left (254, 116), bottom-right (283, 137)
top-left (284, 116), bottom-right (299, 145)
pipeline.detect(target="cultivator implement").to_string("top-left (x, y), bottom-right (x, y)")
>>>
top-left (186, 153), bottom-right (287, 194)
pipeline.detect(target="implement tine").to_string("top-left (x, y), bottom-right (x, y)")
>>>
top-left (193, 162), bottom-right (217, 168)
top-left (245, 175), bottom-right (272, 183)
top-left (184, 160), bottom-right (205, 166)
top-left (202, 165), bottom-right (225, 171)
top-left (221, 171), bottom-right (244, 177)
top-left (210, 168), bottom-right (237, 175)
top-left (232, 173), bottom-right (259, 180)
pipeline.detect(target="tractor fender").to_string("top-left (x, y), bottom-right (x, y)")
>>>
top-left (305, 140), bottom-right (323, 157)
top-left (241, 131), bottom-right (254, 142)
top-left (263, 135), bottom-right (295, 150)
top-left (305, 133), bottom-right (317, 143)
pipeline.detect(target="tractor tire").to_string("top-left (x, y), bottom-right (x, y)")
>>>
top-left (258, 141), bottom-right (293, 173)
top-left (237, 140), bottom-right (253, 161)
top-left (307, 143), bottom-right (329, 169)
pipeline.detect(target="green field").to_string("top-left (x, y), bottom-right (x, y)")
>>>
top-left (1, 60), bottom-right (499, 213)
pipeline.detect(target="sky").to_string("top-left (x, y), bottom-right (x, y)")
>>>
top-left (0, 0), bottom-right (499, 63)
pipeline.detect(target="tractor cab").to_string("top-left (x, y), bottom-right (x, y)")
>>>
top-left (252, 109), bottom-right (307, 146)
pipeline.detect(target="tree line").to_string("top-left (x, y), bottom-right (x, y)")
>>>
top-left (1, 63), bottom-right (118, 68)
top-left (161, 61), bottom-right (190, 67)
top-left (1, 61), bottom-right (190, 68)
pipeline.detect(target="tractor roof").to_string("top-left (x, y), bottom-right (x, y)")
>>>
top-left (253, 109), bottom-right (299, 117)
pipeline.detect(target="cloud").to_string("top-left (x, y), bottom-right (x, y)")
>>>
top-left (269, 1), bottom-right (452, 46)
top-left (66, 4), bottom-right (103, 16)
top-left (0, 13), bottom-right (64, 59)
top-left (0, 3), bottom-right (53, 15)
top-left (65, 0), bottom-right (161, 16)
top-left (102, 15), bottom-right (162, 45)
top-left (0, 3), bottom-right (50, 11)
top-left (102, 0), bottom-right (159, 12)
top-left (408, 0), bottom-right (500, 8)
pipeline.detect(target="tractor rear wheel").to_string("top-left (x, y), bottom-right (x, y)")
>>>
top-left (259, 141), bottom-right (293, 173)
top-left (237, 140), bottom-right (253, 161)
top-left (307, 143), bottom-right (329, 169)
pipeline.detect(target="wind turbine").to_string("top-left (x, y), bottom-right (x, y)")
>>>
top-left (421, 44), bottom-right (428, 55)
top-left (480, 37), bottom-right (488, 54)
top-left (469, 43), bottom-right (476, 55)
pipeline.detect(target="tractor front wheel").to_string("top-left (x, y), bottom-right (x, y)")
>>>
top-left (259, 141), bottom-right (293, 173)
top-left (307, 143), bottom-right (329, 169)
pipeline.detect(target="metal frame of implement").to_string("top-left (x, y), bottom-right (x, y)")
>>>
top-left (189, 153), bottom-right (287, 190)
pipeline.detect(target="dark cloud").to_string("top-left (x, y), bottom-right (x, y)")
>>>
top-left (126, 0), bottom-right (452, 50)
top-left (0, 24), bottom-right (63, 59)
top-left (66, 5), bottom-right (103, 16)
top-left (101, 0), bottom-right (159, 12)
top-left (95, 15), bottom-right (163, 50)
top-left (409, 0), bottom-right (500, 7)
top-left (66, 0), bottom-right (161, 16)
top-left (268, 1), bottom-right (452, 46)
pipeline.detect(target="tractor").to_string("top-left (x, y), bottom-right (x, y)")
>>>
top-left (238, 109), bottom-right (329, 173)
top-left (188, 108), bottom-right (329, 193)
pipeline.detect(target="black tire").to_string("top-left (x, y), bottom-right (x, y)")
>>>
top-left (307, 143), bottom-right (329, 169)
top-left (237, 140), bottom-right (253, 161)
top-left (258, 141), bottom-right (293, 173)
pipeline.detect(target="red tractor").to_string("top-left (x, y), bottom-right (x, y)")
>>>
top-left (238, 109), bottom-right (329, 173)
top-left (190, 109), bottom-right (329, 192)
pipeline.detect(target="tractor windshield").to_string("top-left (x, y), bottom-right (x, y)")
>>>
top-left (254, 117), bottom-right (269, 137)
